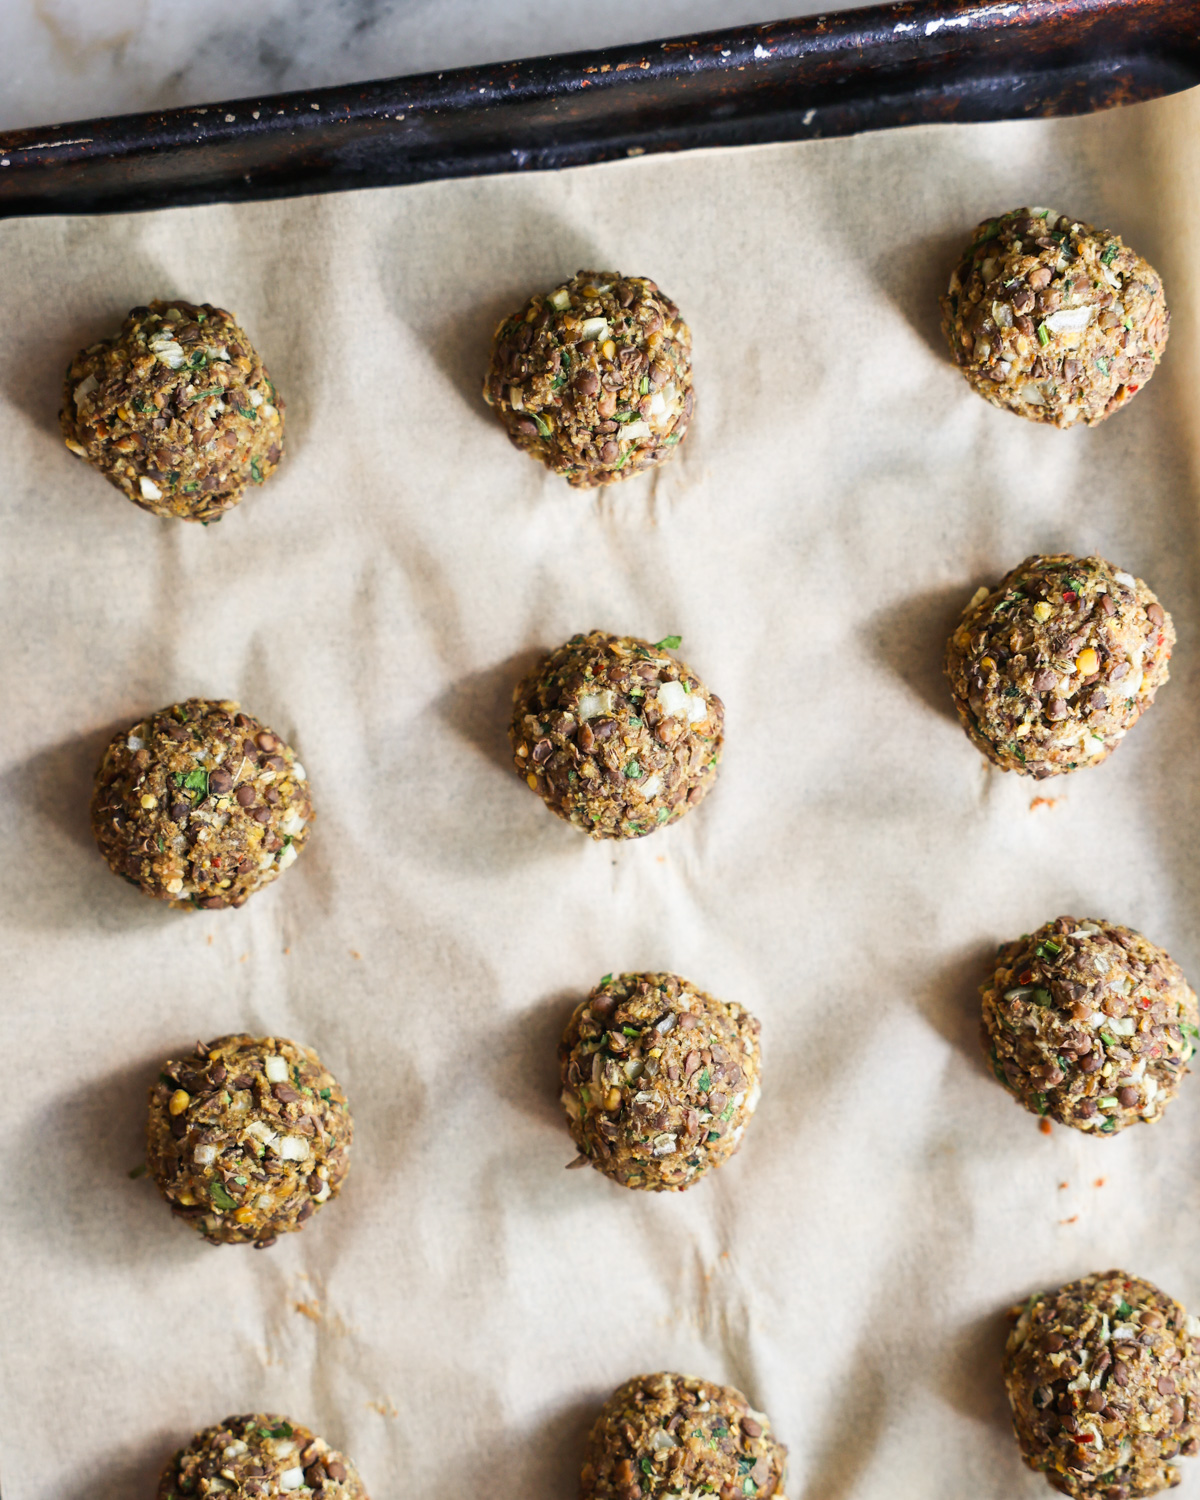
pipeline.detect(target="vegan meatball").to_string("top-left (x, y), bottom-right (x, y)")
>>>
top-left (580, 1372), bottom-right (787, 1500)
top-left (90, 697), bottom-right (313, 909)
top-left (146, 1034), bottom-right (352, 1248)
top-left (60, 299), bottom-right (283, 521)
top-left (560, 972), bottom-right (762, 1191)
top-left (156, 1414), bottom-right (368, 1497)
top-left (940, 208), bottom-right (1168, 426)
top-left (945, 554), bottom-right (1173, 778)
top-left (483, 269), bottom-right (692, 487)
top-left (510, 631), bottom-right (723, 839)
top-left (1004, 1270), bottom-right (1200, 1497)
top-left (981, 916), bottom-right (1197, 1135)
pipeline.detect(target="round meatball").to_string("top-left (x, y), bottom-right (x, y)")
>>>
top-left (945, 554), bottom-right (1173, 778)
top-left (510, 631), bottom-right (723, 839)
top-left (981, 917), bottom-right (1197, 1135)
top-left (1004, 1270), bottom-right (1200, 1498)
top-left (581, 1372), bottom-right (787, 1500)
top-left (157, 1413), bottom-right (369, 1498)
top-left (560, 972), bottom-right (762, 1191)
top-left (146, 1034), bottom-right (352, 1247)
top-left (940, 207), bottom-right (1168, 427)
top-left (90, 697), bottom-right (313, 909)
top-left (482, 269), bottom-right (692, 487)
top-left (60, 299), bottom-right (284, 521)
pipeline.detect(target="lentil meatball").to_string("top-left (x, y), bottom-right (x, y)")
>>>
top-left (146, 1034), bottom-right (352, 1248)
top-left (483, 269), bottom-right (693, 487)
top-left (90, 697), bottom-right (313, 909)
top-left (945, 554), bottom-right (1173, 778)
top-left (940, 207), bottom-right (1168, 426)
top-left (1004, 1270), bottom-right (1200, 1498)
top-left (156, 1413), bottom-right (369, 1497)
top-left (510, 631), bottom-right (723, 839)
top-left (581, 1372), bottom-right (787, 1500)
top-left (560, 972), bottom-right (762, 1191)
top-left (981, 917), bottom-right (1197, 1135)
top-left (60, 299), bottom-right (284, 521)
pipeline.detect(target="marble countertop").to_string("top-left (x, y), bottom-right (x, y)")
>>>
top-left (4, 0), bottom-right (853, 133)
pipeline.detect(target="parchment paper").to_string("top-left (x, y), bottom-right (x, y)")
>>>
top-left (3, 84), bottom-right (1200, 1500)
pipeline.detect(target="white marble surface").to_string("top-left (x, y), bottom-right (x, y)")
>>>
top-left (3, 0), bottom-right (859, 132)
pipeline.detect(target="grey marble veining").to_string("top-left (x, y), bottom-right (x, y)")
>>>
top-left (4, 0), bottom-right (858, 133)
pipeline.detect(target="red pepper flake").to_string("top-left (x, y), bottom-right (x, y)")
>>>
top-left (1019, 969), bottom-right (1034, 985)
top-left (212, 856), bottom-right (221, 867)
top-left (1076, 1432), bottom-right (1095, 1445)
top-left (1141, 997), bottom-right (1152, 1009)
top-left (1058, 1181), bottom-right (1069, 1189)
top-left (1094, 1177), bottom-right (1106, 1188)
top-left (1039, 1118), bottom-right (1053, 1135)
top-left (1063, 590), bottom-right (1078, 604)
top-left (1128, 385), bottom-right (1139, 394)
top-left (1060, 1214), bottom-right (1079, 1224)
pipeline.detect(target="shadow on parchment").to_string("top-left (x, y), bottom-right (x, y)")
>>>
top-left (936, 1303), bottom-right (1013, 1431)
top-left (386, 200), bottom-right (600, 421)
top-left (434, 646), bottom-right (545, 777)
top-left (870, 225), bottom-right (973, 366)
top-left (860, 582), bottom-right (969, 728)
top-left (463, 1391), bottom-right (597, 1500)
top-left (799, 1355), bottom-right (888, 1500)
top-left (8, 1050), bottom-right (193, 1272)
top-left (488, 987), bottom-right (580, 1136)
top-left (910, 938), bottom-right (998, 1083)
top-left (0, 718), bottom-right (181, 934)
top-left (62, 1429), bottom-right (173, 1500)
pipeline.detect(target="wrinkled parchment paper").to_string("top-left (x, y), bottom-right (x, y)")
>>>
top-left (3, 83), bottom-right (1200, 1500)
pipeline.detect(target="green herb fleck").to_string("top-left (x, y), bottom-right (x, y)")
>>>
top-left (293, 1065), bottom-right (302, 1088)
top-left (172, 767), bottom-right (209, 799)
top-left (209, 1181), bottom-right (237, 1211)
top-left (1100, 1032), bottom-right (1117, 1049)
top-left (237, 403), bottom-right (256, 420)
top-left (1181, 1023), bottom-right (1200, 1039)
top-left (615, 409), bottom-right (637, 422)
top-left (641, 1458), bottom-right (655, 1477)
top-left (319, 1088), bottom-right (331, 1101)
top-left (1095, 356), bottom-right (1109, 375)
top-left (625, 760), bottom-right (643, 779)
top-left (612, 449), bottom-right (633, 471)
top-left (698, 1068), bottom-right (712, 1092)
top-left (1100, 243), bottom-right (1119, 266)
top-left (234, 1175), bottom-right (248, 1185)
top-left (664, 431), bottom-right (681, 445)
top-left (190, 384), bottom-right (221, 402)
top-left (707, 1130), bottom-right (721, 1142)
top-left (639, 375), bottom-right (650, 395)
top-left (654, 634), bottom-right (682, 650)
top-left (531, 412), bottom-right (552, 438)
top-left (183, 481), bottom-right (200, 492)
top-left (600, 974), bottom-right (613, 985)
top-left (1035, 940), bottom-right (1061, 959)
top-left (622, 1026), bottom-right (640, 1038)
top-left (189, 350), bottom-right (208, 368)
top-left (264, 1423), bottom-right (293, 1440)
top-left (1037, 323), bottom-right (1050, 347)
top-left (250, 458), bottom-right (263, 483)
top-left (1033, 1092), bottom-right (1048, 1115)
top-left (1116, 1300), bottom-right (1134, 1319)
top-left (656, 807), bottom-right (670, 823)
top-left (1031, 989), bottom-right (1052, 1008)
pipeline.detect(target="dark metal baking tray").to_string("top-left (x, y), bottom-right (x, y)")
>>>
top-left (1, 0), bottom-right (1197, 218)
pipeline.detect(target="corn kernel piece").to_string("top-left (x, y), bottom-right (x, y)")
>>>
top-left (234, 1205), bottom-right (257, 1224)
top-left (140, 793), bottom-right (158, 809)
top-left (169, 1089), bottom-right (190, 1116)
top-left (176, 1190), bottom-right (196, 1206)
top-left (1033, 601), bottom-right (1052, 622)
top-left (601, 339), bottom-right (616, 360)
top-left (604, 1088), bottom-right (622, 1112)
top-left (1075, 647), bottom-right (1099, 676)
top-left (526, 772), bottom-right (540, 791)
top-left (980, 656), bottom-right (996, 672)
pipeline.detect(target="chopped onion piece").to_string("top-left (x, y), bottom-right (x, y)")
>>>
top-left (548, 288), bottom-right (570, 310)
top-left (279, 1468), bottom-right (306, 1491)
top-left (1113, 571), bottom-right (1136, 588)
top-left (619, 421), bottom-right (651, 441)
top-left (73, 374), bottom-right (98, 406)
top-left (193, 1143), bottom-right (218, 1166)
top-left (579, 316), bottom-right (610, 341)
top-left (139, 476), bottom-right (163, 501)
top-left (1043, 305), bottom-right (1095, 334)
top-left (578, 689), bottom-right (616, 720)
top-left (655, 681), bottom-right (690, 718)
top-left (263, 1056), bottom-right (289, 1083)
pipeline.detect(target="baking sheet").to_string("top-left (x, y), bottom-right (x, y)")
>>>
top-left (3, 83), bottom-right (1200, 1500)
